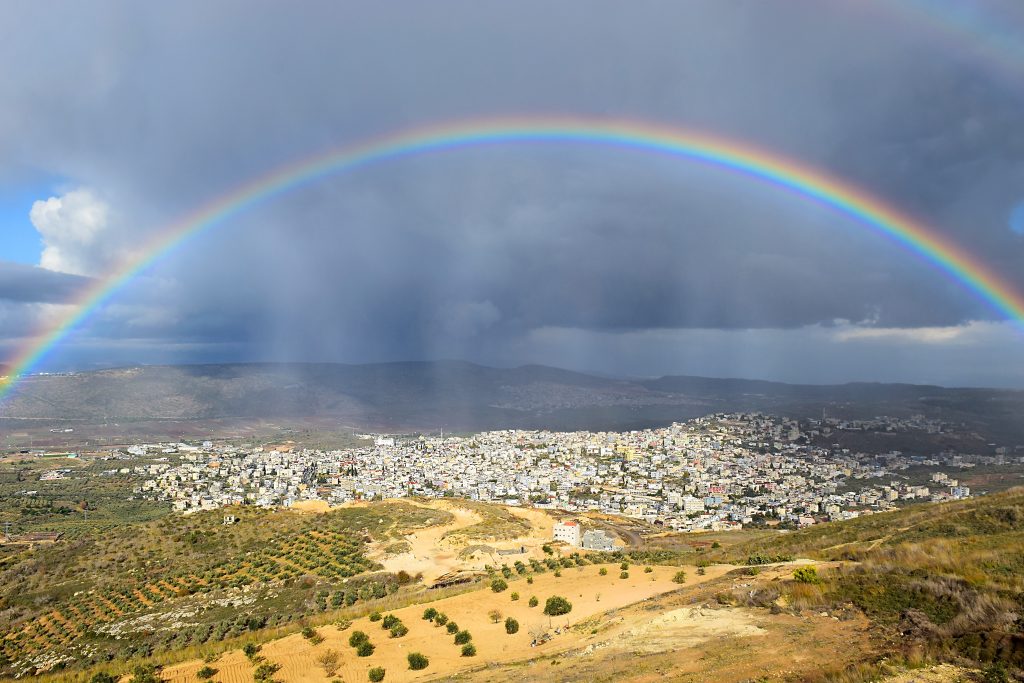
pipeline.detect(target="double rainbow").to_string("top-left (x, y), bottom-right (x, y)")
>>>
top-left (2, 117), bottom-right (1023, 403)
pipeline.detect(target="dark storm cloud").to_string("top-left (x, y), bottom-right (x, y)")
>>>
top-left (0, 261), bottom-right (93, 304)
top-left (0, 0), bottom-right (1023, 380)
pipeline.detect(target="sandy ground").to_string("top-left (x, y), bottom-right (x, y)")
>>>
top-left (163, 563), bottom-right (735, 683)
top-left (371, 501), bottom-right (562, 585)
top-left (288, 500), bottom-right (333, 514)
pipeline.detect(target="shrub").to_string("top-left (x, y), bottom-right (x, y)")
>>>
top-left (529, 596), bottom-right (539, 607)
top-left (554, 570), bottom-right (562, 577)
top-left (672, 570), bottom-right (687, 584)
top-left (90, 674), bottom-right (116, 683)
top-left (544, 596), bottom-right (573, 616)
top-left (243, 643), bottom-right (262, 659)
top-left (422, 607), bottom-right (438, 621)
top-left (643, 566), bottom-right (653, 573)
top-left (488, 608), bottom-right (503, 623)
top-left (793, 567), bottom-right (822, 585)
top-left (697, 566), bottom-right (706, 576)
top-left (510, 591), bottom-right (520, 601)
top-left (491, 578), bottom-right (508, 593)
top-left (389, 624), bottom-right (408, 638)
top-left (620, 562), bottom-right (629, 570)
top-left (368, 667), bottom-right (386, 682)
top-left (381, 614), bottom-right (399, 630)
top-left (368, 611), bottom-right (382, 622)
top-left (197, 666), bottom-right (218, 680)
top-left (712, 541), bottom-right (721, 549)
top-left (461, 643), bottom-right (477, 656)
top-left (542, 544), bottom-right (553, 555)
top-left (357, 641), bottom-right (375, 657)
top-left (454, 630), bottom-right (472, 645)
top-left (349, 630), bottom-right (370, 647)
top-left (599, 567), bottom-right (608, 576)
top-left (446, 621), bottom-right (459, 634)
top-left (434, 612), bottom-right (448, 626)
top-left (407, 652), bottom-right (429, 670)
top-left (505, 617), bottom-right (519, 634)
top-left (620, 571), bottom-right (629, 579)
top-left (253, 662), bottom-right (281, 682)
top-left (129, 666), bottom-right (161, 683)
top-left (527, 576), bottom-right (534, 584)
top-left (316, 650), bottom-right (341, 676)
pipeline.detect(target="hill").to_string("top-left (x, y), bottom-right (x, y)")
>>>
top-left (2, 361), bottom-right (1023, 441)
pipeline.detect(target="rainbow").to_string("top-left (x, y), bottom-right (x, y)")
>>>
top-left (2, 116), bottom-right (1023, 403)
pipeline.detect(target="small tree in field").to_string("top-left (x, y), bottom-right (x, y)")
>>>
top-left (407, 652), bottom-right (429, 670)
top-left (488, 608), bottom-right (503, 624)
top-left (505, 617), bottom-right (519, 634)
top-left (454, 629), bottom-right (472, 645)
top-left (619, 570), bottom-right (629, 579)
top-left (349, 630), bottom-right (369, 648)
top-left (510, 591), bottom-right (519, 601)
top-left (422, 607), bottom-right (438, 621)
top-left (544, 596), bottom-right (572, 616)
top-left (368, 667), bottom-right (386, 682)
top-left (793, 566), bottom-right (822, 584)
top-left (357, 641), bottom-right (375, 657)
top-left (672, 569), bottom-right (687, 583)
top-left (462, 643), bottom-right (477, 656)
top-left (446, 621), bottom-right (459, 634)
top-left (528, 595), bottom-right (539, 607)
top-left (491, 578), bottom-right (508, 593)
top-left (599, 567), bottom-right (608, 576)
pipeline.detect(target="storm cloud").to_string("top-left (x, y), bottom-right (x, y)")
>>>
top-left (1, 1), bottom-right (1023, 384)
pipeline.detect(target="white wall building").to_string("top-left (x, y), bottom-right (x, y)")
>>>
top-left (553, 520), bottom-right (581, 547)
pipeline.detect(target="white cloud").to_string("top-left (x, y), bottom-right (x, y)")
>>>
top-left (29, 189), bottom-right (110, 276)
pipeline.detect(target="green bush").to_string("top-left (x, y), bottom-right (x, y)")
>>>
top-left (389, 624), bottom-right (408, 638)
top-left (368, 611), bottom-right (382, 622)
top-left (90, 674), bottom-right (116, 683)
top-left (196, 666), bottom-right (217, 680)
top-left (357, 641), bottom-right (375, 657)
top-left (599, 567), bottom-right (608, 576)
top-left (505, 617), bottom-right (519, 634)
top-left (461, 643), bottom-right (477, 656)
top-left (349, 630), bottom-right (370, 647)
top-left (672, 570), bottom-right (687, 584)
top-left (620, 571), bottom-right (629, 579)
top-left (454, 629), bottom-right (472, 645)
top-left (510, 591), bottom-right (520, 601)
top-left (620, 562), bottom-right (629, 570)
top-left (407, 652), bottom-right (429, 670)
top-left (434, 612), bottom-right (448, 626)
top-left (368, 667), bottom-right (386, 682)
top-left (491, 578), bottom-right (508, 592)
top-left (381, 614), bottom-right (399, 630)
top-left (528, 596), bottom-right (539, 607)
top-left (544, 596), bottom-right (573, 616)
top-left (793, 566), bottom-right (822, 585)
top-left (422, 607), bottom-right (438, 621)
top-left (446, 621), bottom-right (459, 634)
top-left (643, 566), bottom-right (653, 573)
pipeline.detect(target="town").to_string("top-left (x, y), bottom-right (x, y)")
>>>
top-left (126, 413), bottom-right (996, 532)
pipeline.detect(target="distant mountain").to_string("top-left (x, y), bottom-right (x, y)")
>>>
top-left (2, 361), bottom-right (1023, 441)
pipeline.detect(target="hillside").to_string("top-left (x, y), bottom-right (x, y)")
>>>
top-left (2, 361), bottom-right (1023, 440)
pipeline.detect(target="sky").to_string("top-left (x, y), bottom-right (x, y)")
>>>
top-left (2, 1), bottom-right (1024, 388)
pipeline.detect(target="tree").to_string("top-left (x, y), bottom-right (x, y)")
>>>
top-left (672, 570), bottom-right (687, 584)
top-left (196, 666), bottom-right (218, 680)
top-left (643, 566), bottom-right (653, 573)
top-left (599, 567), bottom-right (608, 576)
top-left (389, 624), bottom-right (408, 638)
top-left (422, 607), bottom-right (438, 621)
top-left (446, 621), bottom-right (459, 634)
top-left (368, 667), bottom-right (386, 682)
top-left (543, 596), bottom-right (572, 616)
top-left (381, 614), bottom-right (400, 630)
top-left (407, 652), bottom-right (429, 670)
top-left (129, 665), bottom-right (161, 683)
top-left (316, 650), bottom-right (341, 677)
top-left (357, 641), bottom-right (375, 657)
top-left (491, 578), bottom-right (508, 593)
top-left (488, 608), bottom-right (503, 623)
top-left (243, 643), bottom-right (262, 660)
top-left (461, 643), bottom-right (477, 657)
top-left (510, 591), bottom-right (520, 601)
top-left (434, 612), bottom-right (449, 626)
top-left (368, 611), bottom-right (382, 622)
top-left (528, 596), bottom-right (539, 607)
top-left (505, 617), bottom-right (519, 634)
top-left (454, 630), bottom-right (472, 645)
top-left (349, 630), bottom-right (369, 647)
top-left (620, 562), bottom-right (629, 570)
top-left (619, 571), bottom-right (629, 579)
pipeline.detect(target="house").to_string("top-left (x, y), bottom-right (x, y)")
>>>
top-left (553, 520), bottom-right (581, 547)
top-left (581, 529), bottom-right (616, 551)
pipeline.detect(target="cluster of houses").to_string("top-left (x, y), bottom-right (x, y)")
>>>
top-left (126, 412), bottom-right (998, 531)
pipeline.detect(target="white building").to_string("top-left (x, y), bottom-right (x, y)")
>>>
top-left (553, 520), bottom-right (581, 547)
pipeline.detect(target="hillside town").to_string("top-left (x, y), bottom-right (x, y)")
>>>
top-left (123, 413), bottom-right (993, 532)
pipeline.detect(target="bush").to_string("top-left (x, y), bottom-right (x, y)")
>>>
top-left (672, 570), bottom-right (687, 584)
top-left (697, 565), bottom-right (706, 576)
top-left (243, 643), bottom-right (262, 659)
top-left (491, 578), bottom-right (508, 593)
top-left (381, 614), bottom-right (400, 630)
top-left (434, 612), bottom-right (448, 626)
top-left (510, 591), bottom-right (520, 601)
top-left (357, 641), bottom-right (375, 657)
top-left (599, 567), bottom-right (608, 576)
top-left (620, 571), bottom-right (630, 579)
top-left (554, 569), bottom-right (562, 577)
top-left (505, 617), bottom-right (519, 634)
top-left (368, 667), bottom-right (386, 682)
top-left (368, 611), bottom-right (382, 622)
top-left (643, 566), bottom-right (653, 573)
top-left (488, 608), bottom-right (503, 623)
top-left (461, 643), bottom-right (477, 657)
top-left (316, 650), bottom-right (341, 676)
top-left (544, 596), bottom-right (573, 616)
top-left (129, 666), bottom-right (161, 683)
top-left (793, 567), bottom-right (822, 585)
top-left (389, 624), bottom-right (408, 638)
top-left (253, 662), bottom-right (281, 682)
top-left (422, 607), bottom-right (438, 621)
top-left (620, 562), bottom-right (629, 570)
top-left (527, 576), bottom-right (534, 584)
top-left (349, 630), bottom-right (370, 647)
top-left (90, 674), bottom-right (116, 683)
top-left (197, 666), bottom-right (218, 680)
top-left (446, 621), bottom-right (459, 634)
top-left (529, 596), bottom-right (539, 607)
top-left (407, 652), bottom-right (429, 670)
top-left (454, 630), bottom-right (472, 645)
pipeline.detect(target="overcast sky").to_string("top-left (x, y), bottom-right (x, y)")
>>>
top-left (2, 1), bottom-right (1024, 387)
